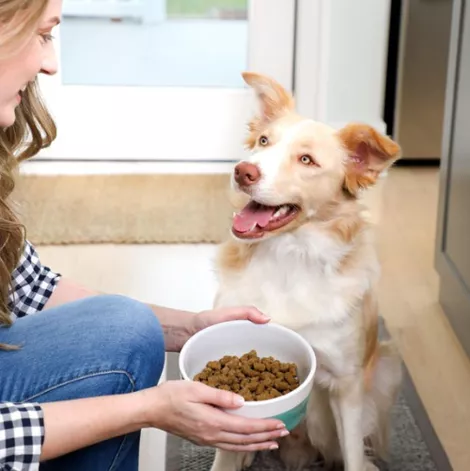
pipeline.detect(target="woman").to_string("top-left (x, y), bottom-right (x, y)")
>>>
top-left (0, 1), bottom-right (288, 470)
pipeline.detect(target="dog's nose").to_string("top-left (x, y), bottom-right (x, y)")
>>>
top-left (234, 162), bottom-right (261, 186)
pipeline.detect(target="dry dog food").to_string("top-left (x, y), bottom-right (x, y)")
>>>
top-left (193, 350), bottom-right (300, 401)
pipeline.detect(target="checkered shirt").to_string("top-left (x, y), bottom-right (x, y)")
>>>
top-left (1, 240), bottom-right (61, 470)
top-left (8, 240), bottom-right (61, 320)
top-left (0, 403), bottom-right (44, 471)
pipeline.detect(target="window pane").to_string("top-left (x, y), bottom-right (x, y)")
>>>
top-left (60, 0), bottom-right (248, 87)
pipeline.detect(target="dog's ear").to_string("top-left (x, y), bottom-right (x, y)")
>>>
top-left (242, 71), bottom-right (295, 123)
top-left (338, 123), bottom-right (401, 196)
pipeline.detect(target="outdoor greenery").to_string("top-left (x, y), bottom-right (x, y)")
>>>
top-left (167, 0), bottom-right (247, 17)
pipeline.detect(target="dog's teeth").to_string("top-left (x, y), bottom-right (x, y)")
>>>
top-left (273, 205), bottom-right (289, 219)
top-left (250, 223), bottom-right (257, 231)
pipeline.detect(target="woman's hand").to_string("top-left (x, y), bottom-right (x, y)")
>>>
top-left (138, 380), bottom-right (288, 451)
top-left (190, 305), bottom-right (270, 337)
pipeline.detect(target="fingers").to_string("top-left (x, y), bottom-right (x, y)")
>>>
top-left (217, 428), bottom-right (289, 447)
top-left (222, 306), bottom-right (270, 324)
top-left (214, 441), bottom-right (280, 452)
top-left (217, 412), bottom-right (285, 435)
top-left (195, 382), bottom-right (245, 409)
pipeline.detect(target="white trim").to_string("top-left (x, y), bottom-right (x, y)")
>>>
top-left (392, 0), bottom-right (410, 144)
top-left (294, 0), bottom-right (330, 120)
top-left (248, 0), bottom-right (296, 92)
top-left (294, 0), bottom-right (390, 131)
top-left (20, 160), bottom-right (234, 175)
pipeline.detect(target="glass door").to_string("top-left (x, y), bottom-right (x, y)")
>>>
top-left (37, 0), bottom-right (296, 161)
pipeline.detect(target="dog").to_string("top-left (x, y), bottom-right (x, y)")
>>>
top-left (209, 72), bottom-right (403, 471)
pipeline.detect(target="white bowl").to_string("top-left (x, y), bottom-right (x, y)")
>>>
top-left (179, 320), bottom-right (316, 431)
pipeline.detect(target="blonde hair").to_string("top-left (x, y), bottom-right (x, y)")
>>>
top-left (0, 0), bottom-right (57, 348)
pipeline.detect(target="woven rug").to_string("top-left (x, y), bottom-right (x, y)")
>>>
top-left (165, 319), bottom-right (452, 471)
top-left (12, 174), bottom-right (233, 245)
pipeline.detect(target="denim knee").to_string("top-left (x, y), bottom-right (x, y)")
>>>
top-left (91, 294), bottom-right (165, 391)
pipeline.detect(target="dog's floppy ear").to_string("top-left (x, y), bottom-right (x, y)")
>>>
top-left (338, 123), bottom-right (401, 196)
top-left (242, 71), bottom-right (295, 123)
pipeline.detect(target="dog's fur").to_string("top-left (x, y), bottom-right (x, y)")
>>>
top-left (209, 72), bottom-right (403, 471)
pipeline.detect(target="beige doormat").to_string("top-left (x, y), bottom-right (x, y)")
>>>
top-left (12, 174), bottom-right (234, 245)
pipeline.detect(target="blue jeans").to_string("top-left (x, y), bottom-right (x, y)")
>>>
top-left (0, 294), bottom-right (165, 471)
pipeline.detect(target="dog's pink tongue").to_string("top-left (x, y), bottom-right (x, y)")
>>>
top-left (233, 203), bottom-right (276, 233)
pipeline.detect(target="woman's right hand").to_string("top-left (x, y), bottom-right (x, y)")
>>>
top-left (136, 380), bottom-right (289, 451)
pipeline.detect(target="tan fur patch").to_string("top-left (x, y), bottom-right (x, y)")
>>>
top-left (362, 289), bottom-right (379, 391)
top-left (313, 198), bottom-right (367, 245)
top-left (245, 117), bottom-right (263, 149)
top-left (216, 240), bottom-right (255, 272)
top-left (327, 212), bottom-right (364, 244)
top-left (245, 113), bottom-right (303, 151)
top-left (242, 71), bottom-right (295, 123)
top-left (338, 123), bottom-right (401, 196)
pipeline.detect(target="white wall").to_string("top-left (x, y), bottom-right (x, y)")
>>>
top-left (325, 0), bottom-right (391, 130)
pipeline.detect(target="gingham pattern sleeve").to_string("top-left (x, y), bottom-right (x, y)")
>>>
top-left (0, 402), bottom-right (44, 470)
top-left (8, 240), bottom-right (61, 320)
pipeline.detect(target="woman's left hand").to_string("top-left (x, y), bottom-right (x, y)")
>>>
top-left (189, 306), bottom-right (270, 337)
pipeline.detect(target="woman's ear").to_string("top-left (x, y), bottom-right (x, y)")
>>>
top-left (338, 123), bottom-right (401, 196)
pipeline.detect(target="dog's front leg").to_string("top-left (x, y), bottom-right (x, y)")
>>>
top-left (329, 376), bottom-right (367, 471)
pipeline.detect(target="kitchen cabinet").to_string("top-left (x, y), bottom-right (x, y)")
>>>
top-left (436, 0), bottom-right (470, 358)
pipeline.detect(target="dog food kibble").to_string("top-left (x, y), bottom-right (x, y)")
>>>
top-left (193, 350), bottom-right (301, 401)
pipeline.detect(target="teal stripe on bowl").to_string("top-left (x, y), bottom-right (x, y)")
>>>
top-left (272, 396), bottom-right (309, 431)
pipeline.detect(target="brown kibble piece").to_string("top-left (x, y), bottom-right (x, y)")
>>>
top-left (274, 379), bottom-right (290, 391)
top-left (220, 356), bottom-right (233, 366)
top-left (285, 372), bottom-right (295, 383)
top-left (207, 361), bottom-right (221, 371)
top-left (193, 350), bottom-right (301, 401)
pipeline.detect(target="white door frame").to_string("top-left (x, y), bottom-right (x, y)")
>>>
top-left (37, 0), bottom-right (297, 162)
top-left (293, 0), bottom-right (390, 134)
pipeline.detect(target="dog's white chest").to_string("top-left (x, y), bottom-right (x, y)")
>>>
top-left (216, 230), bottom-right (369, 330)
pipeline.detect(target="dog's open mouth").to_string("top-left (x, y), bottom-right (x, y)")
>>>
top-left (232, 200), bottom-right (300, 239)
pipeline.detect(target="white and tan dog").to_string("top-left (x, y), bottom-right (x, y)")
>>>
top-left (210, 72), bottom-right (402, 471)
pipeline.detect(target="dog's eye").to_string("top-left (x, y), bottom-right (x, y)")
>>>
top-left (259, 135), bottom-right (269, 146)
top-left (299, 154), bottom-right (318, 166)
